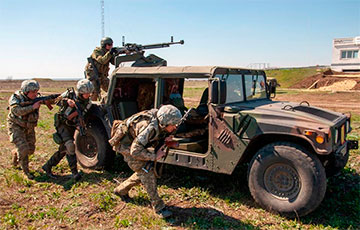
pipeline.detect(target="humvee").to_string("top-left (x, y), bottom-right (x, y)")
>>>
top-left (74, 56), bottom-right (358, 217)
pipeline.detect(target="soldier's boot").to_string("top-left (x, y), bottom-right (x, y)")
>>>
top-left (20, 156), bottom-right (34, 180)
top-left (42, 150), bottom-right (66, 179)
top-left (11, 150), bottom-right (19, 168)
top-left (66, 154), bottom-right (81, 181)
top-left (113, 187), bottom-right (132, 203)
top-left (156, 208), bottom-right (173, 218)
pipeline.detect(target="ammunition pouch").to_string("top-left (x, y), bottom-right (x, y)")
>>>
top-left (53, 132), bottom-right (63, 145)
top-left (54, 113), bottom-right (61, 127)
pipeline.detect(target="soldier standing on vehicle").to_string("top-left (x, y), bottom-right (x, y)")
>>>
top-left (109, 105), bottom-right (182, 218)
top-left (7, 80), bottom-right (44, 179)
top-left (42, 79), bottom-right (94, 181)
top-left (85, 37), bottom-right (116, 101)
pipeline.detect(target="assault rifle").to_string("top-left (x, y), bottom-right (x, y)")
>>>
top-left (74, 101), bottom-right (86, 136)
top-left (142, 108), bottom-right (194, 175)
top-left (20, 94), bottom-right (60, 110)
top-left (112, 39), bottom-right (184, 56)
top-left (65, 88), bottom-right (86, 136)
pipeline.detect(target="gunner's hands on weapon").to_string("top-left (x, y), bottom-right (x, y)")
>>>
top-left (32, 101), bottom-right (41, 109)
top-left (156, 147), bottom-right (166, 160)
top-left (110, 47), bottom-right (117, 55)
top-left (67, 99), bottom-right (75, 108)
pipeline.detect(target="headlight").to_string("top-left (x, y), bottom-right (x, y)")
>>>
top-left (346, 120), bottom-right (350, 133)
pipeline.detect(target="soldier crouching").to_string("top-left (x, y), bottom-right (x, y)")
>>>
top-left (42, 79), bottom-right (94, 181)
top-left (109, 105), bottom-right (182, 218)
top-left (7, 80), bottom-right (44, 179)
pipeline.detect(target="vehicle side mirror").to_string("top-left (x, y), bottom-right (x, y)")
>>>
top-left (210, 80), bottom-right (226, 104)
top-left (210, 81), bottom-right (218, 104)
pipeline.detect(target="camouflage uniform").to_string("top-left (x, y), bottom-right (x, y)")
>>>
top-left (7, 81), bottom-right (40, 178)
top-left (110, 105), bottom-right (182, 214)
top-left (85, 47), bottom-right (114, 100)
top-left (111, 109), bottom-right (166, 211)
top-left (42, 82), bottom-right (93, 179)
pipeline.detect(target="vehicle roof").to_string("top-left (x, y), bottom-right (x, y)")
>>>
top-left (112, 66), bottom-right (261, 78)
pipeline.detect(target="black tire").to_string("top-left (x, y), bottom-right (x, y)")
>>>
top-left (75, 122), bottom-right (114, 170)
top-left (248, 141), bottom-right (327, 217)
top-left (324, 150), bottom-right (349, 177)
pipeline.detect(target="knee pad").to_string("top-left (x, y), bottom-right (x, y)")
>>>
top-left (64, 140), bottom-right (75, 155)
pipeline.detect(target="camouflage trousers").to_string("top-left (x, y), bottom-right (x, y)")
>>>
top-left (7, 122), bottom-right (36, 167)
top-left (44, 144), bottom-right (78, 174)
top-left (86, 72), bottom-right (109, 101)
top-left (44, 123), bottom-right (78, 173)
top-left (115, 168), bottom-right (165, 212)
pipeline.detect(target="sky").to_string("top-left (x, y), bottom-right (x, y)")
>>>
top-left (0, 0), bottom-right (359, 79)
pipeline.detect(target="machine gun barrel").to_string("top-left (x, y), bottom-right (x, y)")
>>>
top-left (114, 40), bottom-right (184, 55)
top-left (138, 40), bottom-right (184, 50)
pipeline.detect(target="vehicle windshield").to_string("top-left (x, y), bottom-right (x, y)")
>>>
top-left (244, 74), bottom-right (267, 100)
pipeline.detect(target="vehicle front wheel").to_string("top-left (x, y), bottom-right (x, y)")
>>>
top-left (74, 122), bottom-right (114, 170)
top-left (248, 142), bottom-right (326, 217)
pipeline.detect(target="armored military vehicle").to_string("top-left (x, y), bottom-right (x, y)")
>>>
top-left (74, 53), bottom-right (358, 217)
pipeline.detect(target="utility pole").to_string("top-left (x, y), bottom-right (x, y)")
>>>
top-left (101, 0), bottom-right (105, 37)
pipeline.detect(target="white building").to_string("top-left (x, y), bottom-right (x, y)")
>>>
top-left (331, 36), bottom-right (360, 72)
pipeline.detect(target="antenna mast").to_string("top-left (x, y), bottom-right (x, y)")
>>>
top-left (101, 0), bottom-right (105, 37)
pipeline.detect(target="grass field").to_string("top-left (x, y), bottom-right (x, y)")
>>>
top-left (0, 80), bottom-right (359, 229)
top-left (265, 68), bottom-right (321, 88)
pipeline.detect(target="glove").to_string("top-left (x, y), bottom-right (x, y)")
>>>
top-left (110, 47), bottom-right (117, 55)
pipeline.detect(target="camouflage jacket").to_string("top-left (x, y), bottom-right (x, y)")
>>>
top-left (55, 89), bottom-right (92, 127)
top-left (110, 109), bottom-right (165, 172)
top-left (7, 90), bottom-right (39, 129)
top-left (85, 47), bottom-right (115, 76)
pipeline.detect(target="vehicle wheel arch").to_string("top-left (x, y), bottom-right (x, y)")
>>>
top-left (240, 133), bottom-right (316, 164)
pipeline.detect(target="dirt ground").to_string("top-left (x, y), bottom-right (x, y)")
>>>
top-left (291, 69), bottom-right (360, 90)
top-left (274, 90), bottom-right (360, 114)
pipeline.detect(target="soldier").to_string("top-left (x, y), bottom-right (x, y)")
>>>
top-left (7, 80), bottom-right (43, 179)
top-left (85, 37), bottom-right (116, 101)
top-left (109, 105), bottom-right (182, 218)
top-left (42, 79), bottom-right (94, 180)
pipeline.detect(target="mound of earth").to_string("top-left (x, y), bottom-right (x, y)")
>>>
top-left (291, 69), bottom-right (360, 91)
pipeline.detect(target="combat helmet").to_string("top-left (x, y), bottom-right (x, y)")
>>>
top-left (101, 37), bottom-right (113, 48)
top-left (157, 105), bottom-right (182, 127)
top-left (21, 80), bottom-right (40, 93)
top-left (76, 79), bottom-right (94, 94)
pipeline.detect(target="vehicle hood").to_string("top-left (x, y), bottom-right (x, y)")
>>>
top-left (229, 99), bottom-right (346, 132)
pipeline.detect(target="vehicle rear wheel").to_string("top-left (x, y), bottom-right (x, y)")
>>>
top-left (75, 122), bottom-right (114, 170)
top-left (248, 142), bottom-right (326, 217)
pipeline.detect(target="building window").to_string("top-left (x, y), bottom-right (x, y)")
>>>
top-left (341, 50), bottom-right (359, 59)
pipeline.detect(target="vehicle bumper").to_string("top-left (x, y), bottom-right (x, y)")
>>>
top-left (333, 142), bottom-right (350, 168)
